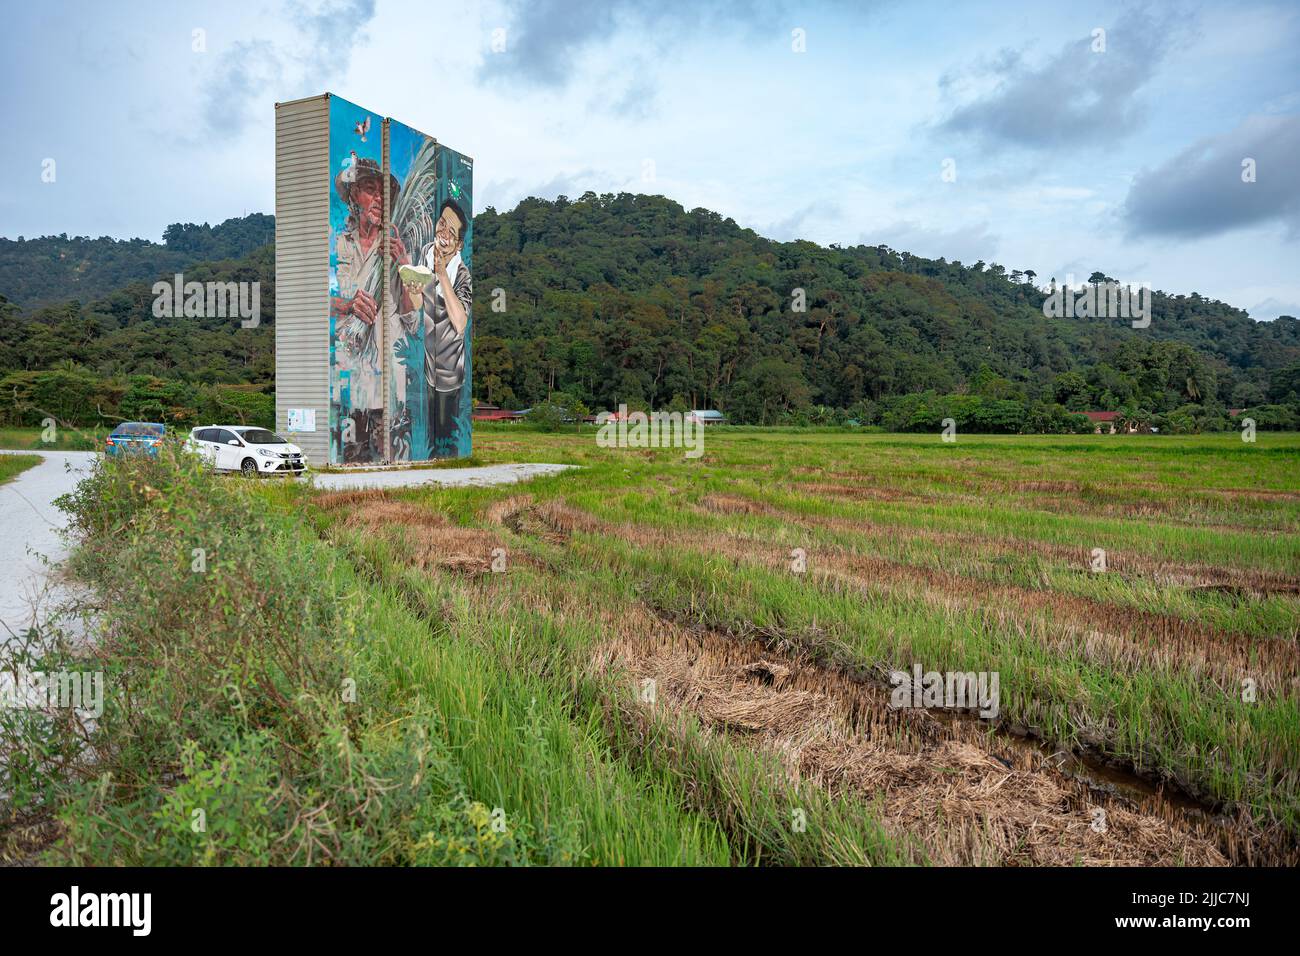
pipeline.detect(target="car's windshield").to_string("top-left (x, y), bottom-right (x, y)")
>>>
top-left (238, 429), bottom-right (286, 444)
top-left (115, 422), bottom-right (164, 437)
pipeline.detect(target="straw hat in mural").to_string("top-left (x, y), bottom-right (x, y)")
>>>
top-left (335, 153), bottom-right (400, 204)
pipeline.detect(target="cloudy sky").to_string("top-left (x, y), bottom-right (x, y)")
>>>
top-left (4, 0), bottom-right (1298, 317)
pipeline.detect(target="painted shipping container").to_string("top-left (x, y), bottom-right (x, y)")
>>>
top-left (275, 92), bottom-right (473, 465)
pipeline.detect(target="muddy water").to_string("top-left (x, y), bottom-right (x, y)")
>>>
top-left (829, 670), bottom-right (1300, 866)
top-left (838, 667), bottom-right (1235, 821)
top-left (937, 709), bottom-right (1216, 816)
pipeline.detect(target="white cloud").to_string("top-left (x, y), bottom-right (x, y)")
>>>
top-left (864, 220), bottom-right (1000, 264)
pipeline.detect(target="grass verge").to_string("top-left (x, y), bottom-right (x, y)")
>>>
top-left (0, 453), bottom-right (41, 484)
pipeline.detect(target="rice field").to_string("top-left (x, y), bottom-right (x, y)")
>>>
top-left (295, 428), bottom-right (1298, 866)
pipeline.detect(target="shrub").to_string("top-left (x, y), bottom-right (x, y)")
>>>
top-left (524, 401), bottom-right (567, 432)
top-left (0, 370), bottom-right (124, 427)
top-left (1236, 404), bottom-right (1300, 431)
top-left (195, 384), bottom-right (274, 428)
top-left (11, 448), bottom-right (550, 865)
top-left (119, 375), bottom-right (198, 424)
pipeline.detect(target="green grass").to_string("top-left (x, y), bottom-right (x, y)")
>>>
top-left (329, 521), bottom-right (916, 865)
top-left (336, 428), bottom-right (1300, 842)
top-left (0, 426), bottom-right (108, 451)
top-left (0, 453), bottom-right (41, 483)
top-left (9, 428), bottom-right (1298, 865)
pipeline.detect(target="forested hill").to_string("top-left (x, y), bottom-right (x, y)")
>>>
top-left (2, 195), bottom-right (1299, 431)
top-left (0, 214), bottom-right (274, 309)
top-left (472, 194), bottom-right (1299, 423)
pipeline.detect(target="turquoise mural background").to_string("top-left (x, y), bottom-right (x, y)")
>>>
top-left (324, 95), bottom-right (471, 464)
top-left (327, 94), bottom-right (384, 464)
top-left (435, 143), bottom-right (473, 460)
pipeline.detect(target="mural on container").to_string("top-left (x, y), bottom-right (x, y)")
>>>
top-left (328, 95), bottom-right (396, 464)
top-left (432, 144), bottom-right (473, 459)
top-left (390, 123), bottom-right (473, 460)
top-left (328, 97), bottom-right (472, 463)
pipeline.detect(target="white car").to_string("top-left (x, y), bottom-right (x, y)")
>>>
top-left (187, 425), bottom-right (308, 477)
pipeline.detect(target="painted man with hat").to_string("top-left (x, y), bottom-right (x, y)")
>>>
top-left (330, 153), bottom-right (410, 462)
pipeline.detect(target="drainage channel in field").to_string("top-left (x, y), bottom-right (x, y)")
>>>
top-left (635, 605), bottom-right (1292, 866)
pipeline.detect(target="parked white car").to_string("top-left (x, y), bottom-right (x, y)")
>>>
top-left (187, 425), bottom-right (308, 477)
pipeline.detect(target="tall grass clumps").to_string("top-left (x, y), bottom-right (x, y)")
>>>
top-left (3, 447), bottom-right (562, 865)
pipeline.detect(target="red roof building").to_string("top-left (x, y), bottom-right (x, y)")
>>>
top-left (1082, 410), bottom-right (1137, 434)
top-left (471, 405), bottom-right (526, 422)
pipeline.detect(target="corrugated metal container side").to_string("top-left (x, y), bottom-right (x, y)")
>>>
top-left (274, 94), bottom-right (331, 466)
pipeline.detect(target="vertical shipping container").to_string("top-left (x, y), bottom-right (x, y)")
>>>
top-left (273, 94), bottom-right (331, 466)
top-left (274, 92), bottom-right (473, 465)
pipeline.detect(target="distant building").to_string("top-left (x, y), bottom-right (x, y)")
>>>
top-left (585, 408), bottom-right (728, 425)
top-left (1083, 411), bottom-right (1140, 435)
top-left (687, 409), bottom-right (728, 426)
top-left (472, 404), bottom-right (526, 422)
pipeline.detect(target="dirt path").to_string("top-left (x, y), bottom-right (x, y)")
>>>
top-left (312, 462), bottom-right (574, 490)
top-left (0, 450), bottom-right (95, 644)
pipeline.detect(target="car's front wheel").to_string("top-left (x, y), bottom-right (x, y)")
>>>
top-left (240, 458), bottom-right (258, 478)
